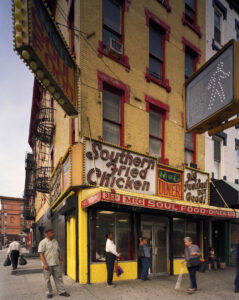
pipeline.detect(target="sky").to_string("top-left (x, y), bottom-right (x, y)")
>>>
top-left (0, 1), bottom-right (34, 198)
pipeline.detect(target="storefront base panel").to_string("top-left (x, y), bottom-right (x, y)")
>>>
top-left (173, 259), bottom-right (188, 275)
top-left (90, 262), bottom-right (137, 283)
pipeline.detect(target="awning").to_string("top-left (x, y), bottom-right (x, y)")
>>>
top-left (210, 180), bottom-right (239, 208)
top-left (81, 188), bottom-right (239, 219)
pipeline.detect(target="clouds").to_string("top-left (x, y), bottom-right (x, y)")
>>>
top-left (0, 2), bottom-right (34, 197)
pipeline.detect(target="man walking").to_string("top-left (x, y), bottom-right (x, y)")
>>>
top-left (139, 237), bottom-right (151, 281)
top-left (8, 240), bottom-right (22, 270)
top-left (38, 228), bottom-right (70, 298)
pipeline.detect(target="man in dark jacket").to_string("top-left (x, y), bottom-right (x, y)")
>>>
top-left (235, 243), bottom-right (239, 293)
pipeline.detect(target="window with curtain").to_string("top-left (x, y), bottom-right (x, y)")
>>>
top-left (103, 88), bottom-right (122, 146)
top-left (149, 22), bottom-right (164, 81)
top-left (185, 0), bottom-right (195, 24)
top-left (149, 108), bottom-right (163, 160)
top-left (185, 133), bottom-right (194, 164)
top-left (90, 210), bottom-right (134, 262)
top-left (103, 0), bottom-right (122, 49)
top-left (214, 7), bottom-right (222, 44)
top-left (173, 218), bottom-right (199, 258)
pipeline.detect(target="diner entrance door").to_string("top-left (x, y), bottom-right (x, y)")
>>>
top-left (141, 216), bottom-right (168, 275)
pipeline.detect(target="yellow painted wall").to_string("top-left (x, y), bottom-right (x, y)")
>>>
top-left (78, 0), bottom-right (206, 170)
top-left (67, 215), bottom-right (76, 280)
top-left (78, 191), bottom-right (88, 284)
top-left (90, 261), bottom-right (137, 283)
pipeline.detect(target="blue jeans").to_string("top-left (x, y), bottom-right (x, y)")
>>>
top-left (141, 257), bottom-right (150, 280)
top-left (188, 266), bottom-right (197, 289)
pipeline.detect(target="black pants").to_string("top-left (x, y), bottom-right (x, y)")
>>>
top-left (10, 250), bottom-right (19, 269)
top-left (106, 252), bottom-right (116, 285)
top-left (188, 266), bottom-right (197, 289)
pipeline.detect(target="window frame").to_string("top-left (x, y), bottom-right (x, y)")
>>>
top-left (98, 71), bottom-right (130, 147)
top-left (98, 0), bottom-right (130, 71)
top-left (182, 0), bottom-right (201, 38)
top-left (145, 9), bottom-right (171, 93)
top-left (184, 133), bottom-right (196, 164)
top-left (214, 6), bottom-right (222, 45)
top-left (157, 0), bottom-right (171, 12)
top-left (145, 95), bottom-right (169, 165)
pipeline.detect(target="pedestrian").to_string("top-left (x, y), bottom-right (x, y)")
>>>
top-left (208, 246), bottom-right (221, 270)
top-left (139, 237), bottom-right (151, 281)
top-left (7, 240), bottom-right (22, 270)
top-left (181, 237), bottom-right (201, 294)
top-left (105, 232), bottom-right (119, 287)
top-left (234, 243), bottom-right (239, 293)
top-left (38, 228), bottom-right (70, 298)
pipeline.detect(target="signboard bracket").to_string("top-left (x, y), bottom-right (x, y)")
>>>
top-left (208, 116), bottom-right (239, 136)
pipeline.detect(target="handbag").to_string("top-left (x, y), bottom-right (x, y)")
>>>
top-left (139, 247), bottom-right (145, 258)
top-left (19, 256), bottom-right (27, 265)
top-left (189, 256), bottom-right (201, 267)
top-left (3, 255), bottom-right (11, 267)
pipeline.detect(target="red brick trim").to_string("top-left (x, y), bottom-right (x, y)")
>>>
top-left (182, 37), bottom-right (201, 64)
top-left (145, 9), bottom-right (170, 41)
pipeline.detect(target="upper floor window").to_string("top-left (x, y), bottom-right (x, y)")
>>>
top-left (185, 47), bottom-right (197, 80)
top-left (182, 0), bottom-right (201, 37)
top-left (236, 149), bottom-right (239, 169)
top-left (145, 9), bottom-right (171, 92)
top-left (103, 0), bottom-right (122, 49)
top-left (185, 133), bottom-right (195, 164)
top-left (98, 0), bottom-right (130, 70)
top-left (149, 23), bottom-right (164, 82)
top-left (20, 205), bottom-right (23, 210)
top-left (214, 7), bottom-right (222, 45)
top-left (4, 204), bottom-right (7, 209)
top-left (214, 137), bottom-right (221, 179)
top-left (185, 0), bottom-right (195, 25)
top-left (157, 0), bottom-right (171, 12)
top-left (103, 88), bottom-right (122, 146)
top-left (149, 108), bottom-right (163, 160)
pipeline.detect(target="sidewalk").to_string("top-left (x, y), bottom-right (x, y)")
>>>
top-left (0, 248), bottom-right (238, 300)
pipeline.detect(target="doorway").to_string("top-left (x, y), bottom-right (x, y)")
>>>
top-left (141, 215), bottom-right (169, 275)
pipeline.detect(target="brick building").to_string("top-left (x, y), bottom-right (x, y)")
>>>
top-left (0, 196), bottom-right (25, 245)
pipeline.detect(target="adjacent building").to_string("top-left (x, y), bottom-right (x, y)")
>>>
top-left (0, 196), bottom-right (25, 246)
top-left (13, 0), bottom-right (239, 284)
top-left (205, 0), bottom-right (239, 264)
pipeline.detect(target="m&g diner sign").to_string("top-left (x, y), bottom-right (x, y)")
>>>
top-left (157, 166), bottom-right (183, 200)
top-left (84, 139), bottom-right (156, 194)
top-left (184, 167), bottom-right (209, 204)
top-left (12, 0), bottom-right (78, 115)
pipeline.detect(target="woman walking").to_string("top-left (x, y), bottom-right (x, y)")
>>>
top-left (182, 237), bottom-right (201, 294)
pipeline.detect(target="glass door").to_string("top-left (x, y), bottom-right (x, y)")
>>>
top-left (141, 216), bottom-right (168, 275)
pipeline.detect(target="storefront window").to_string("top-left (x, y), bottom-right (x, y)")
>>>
top-left (90, 210), bottom-right (135, 262)
top-left (173, 218), bottom-right (199, 258)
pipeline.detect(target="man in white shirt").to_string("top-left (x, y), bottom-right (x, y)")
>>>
top-left (7, 241), bottom-right (22, 270)
top-left (38, 228), bottom-right (70, 298)
top-left (105, 232), bottom-right (119, 287)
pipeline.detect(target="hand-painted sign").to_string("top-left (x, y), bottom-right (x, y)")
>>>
top-left (84, 139), bottom-right (157, 195)
top-left (184, 167), bottom-right (209, 204)
top-left (157, 166), bottom-right (183, 200)
top-left (12, 0), bottom-right (78, 115)
top-left (81, 191), bottom-right (237, 218)
top-left (62, 155), bottom-right (71, 192)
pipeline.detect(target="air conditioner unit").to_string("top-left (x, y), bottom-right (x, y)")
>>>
top-left (107, 38), bottom-right (123, 58)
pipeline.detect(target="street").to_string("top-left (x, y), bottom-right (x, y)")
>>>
top-left (0, 249), bottom-right (238, 300)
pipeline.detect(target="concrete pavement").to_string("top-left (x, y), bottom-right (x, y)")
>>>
top-left (0, 248), bottom-right (238, 300)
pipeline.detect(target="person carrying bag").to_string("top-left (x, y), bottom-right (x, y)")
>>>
top-left (181, 237), bottom-right (201, 294)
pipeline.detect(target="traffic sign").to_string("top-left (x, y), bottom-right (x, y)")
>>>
top-left (184, 39), bottom-right (239, 133)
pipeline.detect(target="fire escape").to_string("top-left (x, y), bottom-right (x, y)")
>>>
top-left (33, 89), bottom-right (55, 195)
top-left (23, 152), bottom-right (35, 221)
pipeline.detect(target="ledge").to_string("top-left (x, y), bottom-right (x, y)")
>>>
top-left (98, 41), bottom-right (130, 71)
top-left (182, 13), bottom-right (202, 38)
top-left (145, 68), bottom-right (171, 93)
